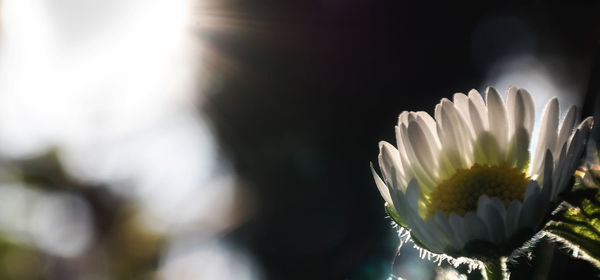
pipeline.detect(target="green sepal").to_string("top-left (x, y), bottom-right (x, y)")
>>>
top-left (544, 188), bottom-right (600, 268)
top-left (410, 234), bottom-right (432, 252)
top-left (385, 202), bottom-right (406, 228)
top-left (384, 203), bottom-right (432, 251)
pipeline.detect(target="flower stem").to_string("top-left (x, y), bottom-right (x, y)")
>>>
top-left (482, 257), bottom-right (507, 280)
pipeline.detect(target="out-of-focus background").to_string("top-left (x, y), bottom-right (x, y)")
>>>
top-left (0, 0), bottom-right (598, 279)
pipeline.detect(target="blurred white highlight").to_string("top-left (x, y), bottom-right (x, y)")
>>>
top-left (0, 0), bottom-right (234, 231)
top-left (0, 0), bottom-right (254, 276)
top-left (435, 268), bottom-right (467, 280)
top-left (29, 192), bottom-right (94, 257)
top-left (0, 184), bottom-right (94, 257)
top-left (159, 238), bottom-right (260, 280)
top-left (0, 0), bottom-right (198, 158)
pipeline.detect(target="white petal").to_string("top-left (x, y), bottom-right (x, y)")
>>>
top-left (434, 103), bottom-right (443, 127)
top-left (555, 105), bottom-right (577, 156)
top-left (426, 219), bottom-right (453, 251)
top-left (399, 124), bottom-right (437, 192)
top-left (393, 192), bottom-right (442, 253)
top-left (410, 111), bottom-right (419, 122)
top-left (389, 183), bottom-right (442, 251)
top-left (518, 88), bottom-right (535, 136)
top-left (488, 197), bottom-right (507, 221)
top-left (505, 86), bottom-right (517, 102)
top-left (524, 180), bottom-right (541, 201)
top-left (411, 220), bottom-right (443, 253)
top-left (394, 189), bottom-right (444, 253)
top-left (486, 87), bottom-right (509, 152)
top-left (434, 211), bottom-right (461, 249)
top-left (567, 117), bottom-right (592, 157)
top-left (469, 99), bottom-right (486, 136)
top-left (436, 116), bottom-right (461, 169)
top-left (531, 98), bottom-right (559, 176)
top-left (370, 163), bottom-right (394, 207)
top-left (541, 176), bottom-right (553, 206)
top-left (505, 86), bottom-right (520, 138)
top-left (556, 123), bottom-right (591, 195)
top-left (378, 141), bottom-right (405, 189)
top-left (505, 127), bottom-right (530, 170)
top-left (398, 111), bottom-right (409, 127)
top-left (416, 111), bottom-right (441, 149)
top-left (407, 120), bottom-right (438, 174)
top-left (565, 116), bottom-right (591, 149)
top-left (449, 213), bottom-right (466, 248)
top-left (395, 126), bottom-right (414, 182)
top-left (507, 87), bottom-right (535, 138)
top-left (518, 194), bottom-right (546, 230)
top-left (468, 89), bottom-right (488, 130)
top-left (386, 182), bottom-right (406, 218)
top-left (505, 200), bottom-right (522, 237)
top-left (405, 178), bottom-right (420, 214)
top-left (471, 131), bottom-right (503, 166)
top-left (436, 99), bottom-right (473, 166)
top-left (453, 93), bottom-right (471, 124)
top-left (519, 181), bottom-right (546, 230)
top-left (552, 143), bottom-right (568, 197)
top-left (476, 195), bottom-right (506, 243)
top-left (506, 87), bottom-right (535, 148)
top-left (445, 98), bottom-right (475, 143)
top-left (437, 148), bottom-right (463, 180)
top-left (538, 149), bottom-right (559, 201)
top-left (463, 212), bottom-right (491, 242)
top-left (437, 99), bottom-right (481, 175)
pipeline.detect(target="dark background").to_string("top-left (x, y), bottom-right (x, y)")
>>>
top-left (202, 1), bottom-right (600, 279)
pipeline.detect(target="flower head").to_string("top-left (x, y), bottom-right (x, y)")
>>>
top-left (372, 87), bottom-right (593, 260)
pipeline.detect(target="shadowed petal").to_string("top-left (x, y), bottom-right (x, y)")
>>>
top-left (531, 98), bottom-right (558, 176)
top-left (464, 212), bottom-right (491, 242)
top-left (370, 163), bottom-right (394, 207)
top-left (486, 87), bottom-right (508, 152)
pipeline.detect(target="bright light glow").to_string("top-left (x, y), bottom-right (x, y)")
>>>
top-left (0, 1), bottom-right (255, 278)
top-left (0, 0), bottom-right (198, 158)
top-left (435, 268), bottom-right (467, 280)
top-left (159, 238), bottom-right (260, 280)
top-left (0, 0), bottom-right (236, 232)
top-left (485, 55), bottom-right (584, 152)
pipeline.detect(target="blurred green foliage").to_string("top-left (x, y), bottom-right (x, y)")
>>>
top-left (0, 151), bottom-right (166, 280)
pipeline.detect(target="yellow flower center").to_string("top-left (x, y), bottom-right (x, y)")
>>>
top-left (426, 164), bottom-right (529, 219)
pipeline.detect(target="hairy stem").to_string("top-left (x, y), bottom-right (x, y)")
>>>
top-left (482, 257), bottom-right (508, 280)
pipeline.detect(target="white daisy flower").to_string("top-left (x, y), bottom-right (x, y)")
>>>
top-left (371, 87), bottom-right (593, 272)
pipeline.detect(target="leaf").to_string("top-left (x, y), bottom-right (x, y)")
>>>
top-left (544, 188), bottom-right (600, 268)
